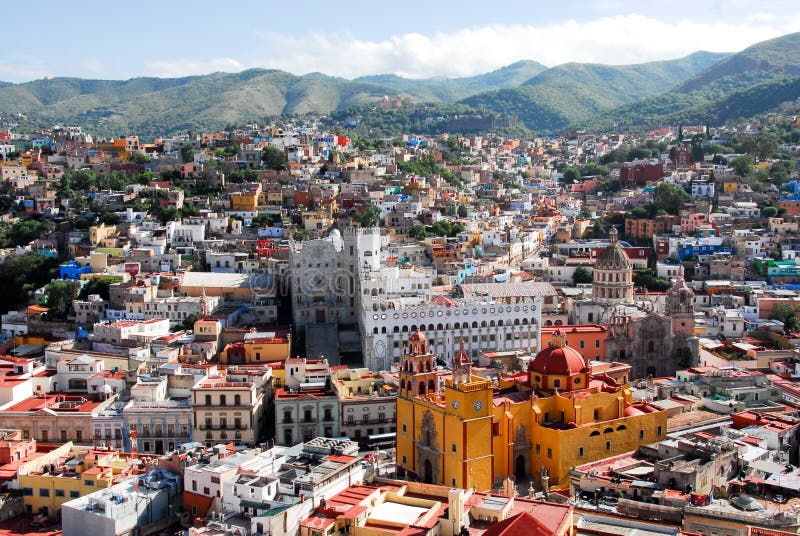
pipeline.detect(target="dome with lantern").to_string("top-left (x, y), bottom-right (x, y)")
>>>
top-left (528, 330), bottom-right (590, 392)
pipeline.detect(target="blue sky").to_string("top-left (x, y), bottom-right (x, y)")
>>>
top-left (2, 0), bottom-right (799, 82)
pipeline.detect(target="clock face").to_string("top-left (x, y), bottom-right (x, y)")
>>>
top-left (473, 400), bottom-right (483, 412)
top-left (451, 400), bottom-right (459, 410)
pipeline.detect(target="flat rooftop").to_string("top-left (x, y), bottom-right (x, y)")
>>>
top-left (369, 501), bottom-right (428, 525)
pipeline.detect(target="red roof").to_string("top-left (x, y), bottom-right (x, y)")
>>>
top-left (529, 344), bottom-right (587, 376)
top-left (481, 511), bottom-right (559, 536)
top-left (409, 329), bottom-right (426, 342)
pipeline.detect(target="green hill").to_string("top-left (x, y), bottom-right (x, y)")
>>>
top-left (354, 60), bottom-right (547, 102)
top-left (587, 32), bottom-right (800, 129)
top-left (459, 51), bottom-right (730, 132)
top-left (0, 69), bottom-right (405, 137)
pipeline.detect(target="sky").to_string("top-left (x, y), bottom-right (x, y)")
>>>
top-left (2, 0), bottom-right (800, 83)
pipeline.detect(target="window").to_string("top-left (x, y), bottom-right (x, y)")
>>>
top-left (606, 441), bottom-right (611, 452)
top-left (657, 426), bottom-right (663, 436)
top-left (85, 480), bottom-right (95, 487)
top-left (204, 487), bottom-right (210, 496)
top-left (594, 409), bottom-right (600, 420)
top-left (402, 455), bottom-right (407, 464)
top-left (580, 340), bottom-right (585, 349)
top-left (61, 430), bottom-right (67, 442)
top-left (595, 340), bottom-right (601, 349)
top-left (578, 447), bottom-right (584, 457)
top-left (639, 429), bottom-right (645, 440)
top-left (192, 480), bottom-right (197, 492)
top-left (22, 488), bottom-right (32, 497)
top-left (492, 422), bottom-right (500, 436)
top-left (219, 395), bottom-right (226, 406)
top-left (452, 443), bottom-right (457, 453)
top-left (402, 424), bottom-right (407, 432)
top-left (234, 395), bottom-right (241, 405)
top-left (55, 489), bottom-right (65, 498)
top-left (553, 379), bottom-right (561, 389)
top-left (39, 488), bottom-right (50, 497)
top-left (41, 431), bottom-right (48, 442)
top-left (70, 490), bottom-right (80, 498)
top-left (547, 448), bottom-right (552, 459)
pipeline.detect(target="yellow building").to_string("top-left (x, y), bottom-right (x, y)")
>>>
top-left (89, 223), bottom-right (117, 245)
top-left (396, 330), bottom-right (667, 491)
top-left (230, 192), bottom-right (259, 211)
top-left (19, 449), bottom-right (124, 520)
top-left (219, 332), bottom-right (291, 364)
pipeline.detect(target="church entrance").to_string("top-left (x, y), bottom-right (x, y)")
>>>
top-left (515, 455), bottom-right (526, 481)
top-left (424, 460), bottom-right (433, 484)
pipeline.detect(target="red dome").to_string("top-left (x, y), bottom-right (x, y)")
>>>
top-left (409, 329), bottom-right (426, 342)
top-left (528, 345), bottom-right (588, 376)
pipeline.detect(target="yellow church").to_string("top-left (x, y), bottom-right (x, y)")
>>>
top-left (396, 329), bottom-right (667, 491)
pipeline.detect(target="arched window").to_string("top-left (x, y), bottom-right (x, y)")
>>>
top-left (234, 395), bottom-right (241, 405)
top-left (428, 379), bottom-right (435, 392)
top-left (219, 395), bottom-right (226, 406)
top-left (205, 395), bottom-right (211, 405)
top-left (419, 383), bottom-right (427, 396)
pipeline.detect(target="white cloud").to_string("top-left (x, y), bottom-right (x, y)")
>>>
top-left (244, 15), bottom-right (800, 79)
top-left (143, 57), bottom-right (244, 78)
top-left (9, 13), bottom-right (799, 82)
top-left (81, 58), bottom-right (105, 75)
top-left (0, 63), bottom-right (52, 83)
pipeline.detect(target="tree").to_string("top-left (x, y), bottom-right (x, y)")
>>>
top-left (430, 219), bottom-right (453, 237)
top-left (652, 183), bottom-right (690, 215)
top-left (180, 146), bottom-right (195, 164)
top-left (731, 155), bottom-right (754, 177)
top-left (43, 280), bottom-right (81, 320)
top-left (591, 218), bottom-right (607, 238)
top-left (357, 204), bottom-right (382, 228)
top-left (572, 266), bottom-right (592, 285)
top-left (78, 276), bottom-right (121, 301)
top-left (762, 206), bottom-right (778, 218)
top-left (741, 132), bottom-right (777, 161)
top-left (562, 166), bottom-right (581, 182)
top-left (409, 224), bottom-right (427, 240)
top-left (633, 268), bottom-right (671, 292)
top-left (262, 146), bottom-right (289, 171)
top-left (10, 219), bottom-right (51, 247)
top-left (180, 313), bottom-right (199, 332)
top-left (770, 302), bottom-right (800, 333)
top-left (0, 253), bottom-right (60, 314)
top-left (0, 193), bottom-right (14, 214)
top-left (457, 205), bottom-right (468, 217)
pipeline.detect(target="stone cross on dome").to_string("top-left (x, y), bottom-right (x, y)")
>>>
top-left (551, 329), bottom-right (567, 348)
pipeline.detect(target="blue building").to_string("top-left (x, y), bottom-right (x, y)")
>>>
top-left (60, 260), bottom-right (91, 280)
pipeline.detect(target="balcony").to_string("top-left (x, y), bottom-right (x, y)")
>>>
top-left (196, 424), bottom-right (248, 431)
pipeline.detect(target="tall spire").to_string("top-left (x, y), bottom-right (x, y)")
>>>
top-left (199, 286), bottom-right (208, 317)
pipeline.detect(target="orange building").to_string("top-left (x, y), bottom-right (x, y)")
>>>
top-left (541, 324), bottom-right (608, 361)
